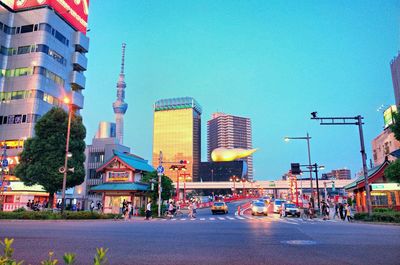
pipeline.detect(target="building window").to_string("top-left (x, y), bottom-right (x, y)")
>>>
top-left (20, 24), bottom-right (34, 33)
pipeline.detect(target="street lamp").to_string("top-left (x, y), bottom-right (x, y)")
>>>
top-left (170, 165), bottom-right (186, 201)
top-left (61, 96), bottom-right (73, 213)
top-left (229, 175), bottom-right (240, 196)
top-left (284, 133), bottom-right (313, 202)
top-left (311, 112), bottom-right (373, 216)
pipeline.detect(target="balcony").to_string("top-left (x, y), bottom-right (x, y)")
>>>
top-left (70, 71), bottom-right (86, 90)
top-left (73, 31), bottom-right (89, 53)
top-left (72, 52), bottom-right (87, 71)
top-left (71, 90), bottom-right (84, 109)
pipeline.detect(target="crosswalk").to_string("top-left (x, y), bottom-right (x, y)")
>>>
top-left (159, 215), bottom-right (340, 224)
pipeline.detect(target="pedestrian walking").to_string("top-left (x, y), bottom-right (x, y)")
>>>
top-left (333, 203), bottom-right (339, 219)
top-left (192, 201), bottom-right (197, 218)
top-left (346, 204), bottom-right (352, 222)
top-left (145, 201), bottom-right (152, 220)
top-left (339, 203), bottom-right (344, 220)
top-left (128, 202), bottom-right (133, 219)
top-left (90, 201), bottom-right (95, 212)
top-left (188, 203), bottom-right (193, 218)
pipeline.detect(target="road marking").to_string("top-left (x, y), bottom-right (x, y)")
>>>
top-left (235, 216), bottom-right (245, 220)
top-left (180, 218), bottom-right (186, 221)
top-left (190, 218), bottom-right (196, 221)
top-left (227, 217), bottom-right (235, 220)
top-left (171, 218), bottom-right (177, 221)
top-left (200, 218), bottom-right (205, 221)
top-left (209, 217), bottom-right (216, 221)
top-left (218, 217), bottom-right (225, 220)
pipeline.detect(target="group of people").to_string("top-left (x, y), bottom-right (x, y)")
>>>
top-left (121, 200), bottom-right (139, 220)
top-left (333, 202), bottom-right (353, 222)
top-left (90, 201), bottom-right (103, 212)
top-left (26, 200), bottom-right (47, 211)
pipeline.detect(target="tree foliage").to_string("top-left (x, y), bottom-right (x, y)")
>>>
top-left (385, 111), bottom-right (400, 183)
top-left (142, 171), bottom-right (173, 204)
top-left (14, 107), bottom-right (86, 199)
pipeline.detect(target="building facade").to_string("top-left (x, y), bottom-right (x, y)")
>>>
top-left (321, 169), bottom-right (351, 180)
top-left (199, 161), bottom-right (247, 182)
top-left (207, 112), bottom-right (254, 179)
top-left (0, 1), bottom-right (89, 209)
top-left (372, 128), bottom-right (400, 166)
top-left (390, 52), bottom-right (400, 107)
top-left (152, 97), bottom-right (202, 182)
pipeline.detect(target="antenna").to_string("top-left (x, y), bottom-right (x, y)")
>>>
top-left (120, 43), bottom-right (126, 75)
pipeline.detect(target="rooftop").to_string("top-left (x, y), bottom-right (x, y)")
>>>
top-left (154, 97), bottom-right (202, 114)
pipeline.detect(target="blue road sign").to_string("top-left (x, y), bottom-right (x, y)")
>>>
top-left (157, 166), bottom-right (164, 174)
top-left (2, 159), bottom-right (8, 167)
top-left (0, 181), bottom-right (2, 186)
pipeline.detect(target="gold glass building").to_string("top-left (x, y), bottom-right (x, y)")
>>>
top-left (152, 97), bottom-right (202, 182)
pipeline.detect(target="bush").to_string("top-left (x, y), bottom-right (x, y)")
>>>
top-left (373, 208), bottom-right (394, 213)
top-left (0, 211), bottom-right (122, 220)
top-left (12, 208), bottom-right (26, 213)
top-left (354, 211), bottom-right (400, 223)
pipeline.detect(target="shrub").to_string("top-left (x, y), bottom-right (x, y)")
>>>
top-left (0, 211), bottom-right (122, 220)
top-left (0, 238), bottom-right (109, 265)
top-left (373, 208), bottom-right (394, 213)
top-left (12, 208), bottom-right (26, 213)
top-left (354, 211), bottom-right (400, 223)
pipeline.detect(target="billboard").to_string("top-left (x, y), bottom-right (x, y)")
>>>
top-left (383, 105), bottom-right (397, 129)
top-left (0, 0), bottom-right (89, 34)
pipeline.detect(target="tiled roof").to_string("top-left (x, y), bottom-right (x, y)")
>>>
top-left (344, 161), bottom-right (389, 190)
top-left (113, 150), bottom-right (154, 172)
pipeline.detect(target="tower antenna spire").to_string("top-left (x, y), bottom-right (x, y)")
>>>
top-left (120, 43), bottom-right (126, 75)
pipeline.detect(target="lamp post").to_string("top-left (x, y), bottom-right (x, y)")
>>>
top-left (61, 96), bottom-right (73, 214)
top-left (229, 176), bottom-right (240, 196)
top-left (180, 173), bottom-right (191, 202)
top-left (311, 112), bottom-right (372, 216)
top-left (300, 163), bottom-right (324, 212)
top-left (284, 133), bottom-right (313, 201)
top-left (170, 165), bottom-right (186, 201)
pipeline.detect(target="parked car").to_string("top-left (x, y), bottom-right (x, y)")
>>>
top-left (211, 202), bottom-right (228, 214)
top-left (251, 202), bottom-right (268, 216)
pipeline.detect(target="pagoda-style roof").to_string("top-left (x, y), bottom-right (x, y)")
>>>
top-left (344, 160), bottom-right (390, 191)
top-left (96, 150), bottom-right (154, 173)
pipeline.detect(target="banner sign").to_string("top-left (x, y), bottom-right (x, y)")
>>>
top-left (371, 183), bottom-right (400, 191)
top-left (108, 171), bottom-right (130, 182)
top-left (1, 0), bottom-right (89, 34)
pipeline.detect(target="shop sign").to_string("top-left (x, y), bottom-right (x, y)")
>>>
top-left (108, 171), bottom-right (129, 182)
top-left (370, 183), bottom-right (400, 191)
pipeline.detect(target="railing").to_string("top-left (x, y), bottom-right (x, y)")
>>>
top-left (2, 203), bottom-right (26, 212)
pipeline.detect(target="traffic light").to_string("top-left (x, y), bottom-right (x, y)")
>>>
top-left (291, 163), bottom-right (301, 175)
top-left (179, 160), bottom-right (189, 164)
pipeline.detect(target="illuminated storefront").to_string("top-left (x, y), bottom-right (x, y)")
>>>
top-left (345, 160), bottom-right (400, 212)
top-left (91, 151), bottom-right (153, 214)
top-left (152, 97), bottom-right (202, 182)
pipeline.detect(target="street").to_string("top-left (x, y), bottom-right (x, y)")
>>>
top-left (0, 202), bottom-right (399, 265)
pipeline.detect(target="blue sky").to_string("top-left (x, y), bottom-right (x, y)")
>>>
top-left (82, 1), bottom-right (400, 180)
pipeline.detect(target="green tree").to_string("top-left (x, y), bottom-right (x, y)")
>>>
top-left (142, 171), bottom-right (173, 205)
top-left (385, 111), bottom-right (400, 183)
top-left (14, 107), bottom-right (86, 206)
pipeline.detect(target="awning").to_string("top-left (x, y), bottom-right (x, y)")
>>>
top-left (90, 182), bottom-right (150, 192)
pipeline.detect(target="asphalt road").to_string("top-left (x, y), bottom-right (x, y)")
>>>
top-left (0, 201), bottom-right (399, 265)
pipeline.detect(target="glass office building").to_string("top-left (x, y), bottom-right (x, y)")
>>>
top-left (152, 97), bottom-right (202, 182)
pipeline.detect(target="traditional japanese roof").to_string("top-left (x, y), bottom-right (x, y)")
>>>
top-left (390, 149), bottom-right (400, 159)
top-left (90, 182), bottom-right (150, 192)
top-left (96, 150), bottom-right (154, 173)
top-left (344, 160), bottom-right (390, 191)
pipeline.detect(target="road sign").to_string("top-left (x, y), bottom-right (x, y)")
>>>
top-left (157, 165), bottom-right (164, 174)
top-left (2, 159), bottom-right (8, 167)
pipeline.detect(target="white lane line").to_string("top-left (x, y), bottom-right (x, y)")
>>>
top-left (235, 216), bottom-right (245, 220)
top-left (200, 218), bottom-right (206, 221)
top-left (190, 218), bottom-right (196, 221)
top-left (218, 217), bottom-right (226, 220)
top-left (227, 217), bottom-right (235, 220)
top-left (209, 217), bottom-right (216, 221)
top-left (180, 218), bottom-right (186, 221)
top-left (171, 218), bottom-right (177, 221)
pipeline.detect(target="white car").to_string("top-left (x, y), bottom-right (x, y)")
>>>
top-left (273, 199), bottom-right (286, 213)
top-left (251, 202), bottom-right (268, 216)
top-left (283, 203), bottom-right (301, 217)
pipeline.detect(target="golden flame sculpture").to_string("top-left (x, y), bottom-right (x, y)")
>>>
top-left (211, 148), bottom-right (257, 162)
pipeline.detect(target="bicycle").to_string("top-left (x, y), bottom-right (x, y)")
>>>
top-left (301, 208), bottom-right (313, 221)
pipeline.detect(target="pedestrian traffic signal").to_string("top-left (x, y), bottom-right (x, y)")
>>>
top-left (180, 160), bottom-right (189, 164)
top-left (291, 163), bottom-right (301, 175)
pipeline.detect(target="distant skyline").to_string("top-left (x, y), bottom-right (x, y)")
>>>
top-left (82, 1), bottom-right (400, 180)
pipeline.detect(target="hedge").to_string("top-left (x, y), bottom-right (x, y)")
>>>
top-left (0, 209), bottom-right (122, 220)
top-left (354, 211), bottom-right (400, 223)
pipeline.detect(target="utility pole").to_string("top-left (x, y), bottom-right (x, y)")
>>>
top-left (311, 112), bottom-right (372, 216)
top-left (157, 151), bottom-right (163, 217)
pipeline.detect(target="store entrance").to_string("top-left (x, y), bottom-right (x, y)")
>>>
top-left (105, 195), bottom-right (131, 214)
